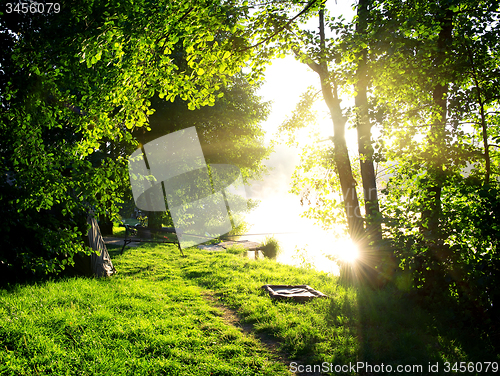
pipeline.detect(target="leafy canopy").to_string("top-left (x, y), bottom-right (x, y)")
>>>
top-left (0, 0), bottom-right (259, 280)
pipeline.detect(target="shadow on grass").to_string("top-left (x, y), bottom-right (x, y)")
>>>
top-left (351, 284), bottom-right (499, 375)
top-left (106, 243), bottom-right (126, 258)
top-left (355, 288), bottom-right (441, 369)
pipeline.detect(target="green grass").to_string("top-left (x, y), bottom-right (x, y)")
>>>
top-left (0, 244), bottom-right (498, 375)
top-left (112, 225), bottom-right (126, 237)
top-left (224, 244), bottom-right (247, 255)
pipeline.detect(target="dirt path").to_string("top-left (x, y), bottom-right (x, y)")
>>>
top-left (201, 291), bottom-right (322, 376)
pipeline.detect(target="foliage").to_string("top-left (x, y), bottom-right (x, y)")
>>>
top-left (441, 181), bottom-right (500, 321)
top-left (289, 137), bottom-right (363, 235)
top-left (0, 0), bottom-right (258, 279)
top-left (225, 215), bottom-right (251, 241)
top-left (383, 173), bottom-right (500, 323)
top-left (367, 0), bottom-right (500, 323)
top-left (292, 246), bottom-right (316, 270)
top-left (245, 1), bottom-right (381, 250)
top-left (137, 73), bottom-right (272, 183)
top-left (244, 0), bottom-right (500, 316)
top-left (131, 72), bottom-right (272, 231)
top-left (275, 87), bottom-right (319, 147)
top-left (260, 236), bottom-right (281, 259)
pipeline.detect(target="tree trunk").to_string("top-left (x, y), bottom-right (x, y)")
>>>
top-left (138, 135), bottom-right (164, 231)
top-left (353, 0), bottom-right (395, 287)
top-left (147, 211), bottom-right (163, 230)
top-left (354, 0), bottom-right (382, 245)
top-left (313, 9), bottom-right (365, 242)
top-left (421, 8), bottom-right (453, 242)
top-left (466, 43), bottom-right (490, 184)
top-left (98, 213), bottom-right (114, 236)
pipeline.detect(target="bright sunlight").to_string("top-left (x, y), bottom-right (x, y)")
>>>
top-left (333, 239), bottom-right (360, 263)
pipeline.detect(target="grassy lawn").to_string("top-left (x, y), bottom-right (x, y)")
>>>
top-left (111, 225), bottom-right (127, 238)
top-left (0, 244), bottom-right (498, 375)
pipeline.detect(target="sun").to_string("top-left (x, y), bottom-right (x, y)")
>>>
top-left (334, 239), bottom-right (360, 263)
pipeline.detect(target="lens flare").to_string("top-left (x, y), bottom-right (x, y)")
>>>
top-left (335, 239), bottom-right (360, 263)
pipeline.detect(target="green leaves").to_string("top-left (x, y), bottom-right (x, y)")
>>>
top-left (0, 0), bottom-right (261, 279)
top-left (277, 87), bottom-right (318, 147)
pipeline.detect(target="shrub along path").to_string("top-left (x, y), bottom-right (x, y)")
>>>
top-left (0, 243), bottom-right (498, 375)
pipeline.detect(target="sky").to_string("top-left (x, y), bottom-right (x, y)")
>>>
top-left (240, 2), bottom-right (359, 273)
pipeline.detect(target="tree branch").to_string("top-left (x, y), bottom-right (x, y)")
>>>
top-left (238, 0), bottom-right (321, 52)
top-left (155, 6), bottom-right (195, 52)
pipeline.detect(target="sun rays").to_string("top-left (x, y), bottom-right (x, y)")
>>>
top-left (333, 238), bottom-right (360, 263)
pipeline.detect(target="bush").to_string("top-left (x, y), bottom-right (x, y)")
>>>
top-left (261, 236), bottom-right (281, 259)
top-left (383, 174), bottom-right (500, 331)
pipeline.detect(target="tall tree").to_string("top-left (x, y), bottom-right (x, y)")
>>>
top-left (0, 0), bottom-right (256, 280)
top-left (421, 5), bottom-right (453, 244)
top-left (245, 1), bottom-right (366, 239)
top-left (297, 8), bottom-right (365, 242)
top-left (368, 0), bottom-right (500, 311)
top-left (245, 0), bottom-right (389, 283)
top-left (354, 0), bottom-right (382, 244)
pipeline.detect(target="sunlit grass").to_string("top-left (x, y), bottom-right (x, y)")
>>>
top-left (112, 225), bottom-right (126, 237)
top-left (0, 246), bottom-right (289, 375)
top-left (1, 243), bottom-right (497, 375)
top-left (224, 243), bottom-right (247, 255)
